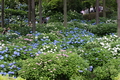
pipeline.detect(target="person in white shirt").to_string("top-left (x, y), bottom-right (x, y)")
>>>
top-left (90, 7), bottom-right (94, 12)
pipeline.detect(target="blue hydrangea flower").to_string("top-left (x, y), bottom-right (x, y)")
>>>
top-left (0, 64), bottom-right (5, 68)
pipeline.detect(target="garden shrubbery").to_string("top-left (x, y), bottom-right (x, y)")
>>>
top-left (83, 11), bottom-right (113, 20)
top-left (0, 14), bottom-right (119, 80)
top-left (114, 73), bottom-right (120, 80)
top-left (18, 52), bottom-right (90, 80)
top-left (49, 10), bottom-right (83, 22)
top-left (88, 23), bottom-right (117, 36)
top-left (0, 74), bottom-right (25, 80)
top-left (93, 58), bottom-right (120, 80)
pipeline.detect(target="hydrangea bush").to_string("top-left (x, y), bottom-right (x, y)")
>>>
top-left (18, 52), bottom-right (90, 80)
top-left (0, 21), bottom-right (120, 80)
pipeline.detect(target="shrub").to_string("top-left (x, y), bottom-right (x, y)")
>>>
top-left (0, 44), bottom-right (39, 62)
top-left (93, 58), bottom-right (120, 80)
top-left (0, 74), bottom-right (25, 80)
top-left (82, 41), bottom-right (101, 50)
top-left (83, 11), bottom-right (113, 20)
top-left (36, 22), bottom-right (65, 33)
top-left (0, 33), bottom-right (19, 42)
top-left (18, 52), bottom-right (90, 80)
top-left (114, 73), bottom-right (120, 80)
top-left (8, 24), bottom-right (31, 36)
top-left (67, 10), bottom-right (83, 21)
top-left (0, 61), bottom-right (22, 77)
top-left (49, 12), bottom-right (64, 22)
top-left (83, 12), bottom-right (103, 20)
top-left (80, 47), bottom-right (113, 67)
top-left (49, 10), bottom-right (83, 22)
top-left (67, 21), bottom-right (90, 30)
top-left (0, 27), bottom-right (3, 33)
top-left (88, 23), bottom-right (117, 36)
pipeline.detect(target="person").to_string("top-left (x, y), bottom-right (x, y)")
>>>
top-left (46, 16), bottom-right (50, 23)
top-left (90, 7), bottom-right (94, 12)
top-left (2, 28), bottom-right (8, 35)
top-left (84, 8), bottom-right (89, 14)
top-left (28, 21), bottom-right (32, 27)
top-left (35, 19), bottom-right (38, 24)
top-left (99, 6), bottom-right (103, 12)
top-left (7, 27), bottom-right (11, 33)
top-left (80, 10), bottom-right (85, 15)
top-left (42, 17), bottom-right (47, 24)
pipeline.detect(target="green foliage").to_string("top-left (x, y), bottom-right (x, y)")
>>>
top-left (86, 17), bottom-right (108, 24)
top-left (114, 73), bottom-right (120, 80)
top-left (82, 41), bottom-right (101, 50)
top-left (0, 43), bottom-right (39, 62)
top-left (67, 21), bottom-right (90, 31)
top-left (5, 9), bottom-right (27, 16)
top-left (83, 12), bottom-right (103, 20)
top-left (43, 0), bottom-right (63, 14)
top-left (70, 75), bottom-right (86, 80)
top-left (88, 23), bottom-right (117, 36)
top-left (67, 0), bottom-right (83, 12)
top-left (18, 52), bottom-right (89, 80)
top-left (5, 0), bottom-right (18, 9)
top-left (0, 27), bottom-right (4, 33)
top-left (81, 47), bottom-right (112, 67)
top-left (0, 33), bottom-right (19, 42)
top-left (0, 74), bottom-right (26, 80)
top-left (36, 22), bottom-right (65, 33)
top-left (83, 11), bottom-right (114, 20)
top-left (9, 24), bottom-right (21, 31)
top-left (17, 26), bottom-right (31, 35)
top-left (48, 12), bottom-right (64, 22)
top-left (106, 0), bottom-right (117, 11)
top-left (42, 0), bottom-right (83, 15)
top-left (8, 24), bottom-right (31, 35)
top-left (67, 10), bottom-right (83, 21)
top-left (93, 58), bottom-right (120, 80)
top-left (48, 10), bottom-right (83, 22)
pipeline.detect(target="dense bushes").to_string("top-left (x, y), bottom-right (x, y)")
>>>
top-left (114, 73), bottom-right (120, 80)
top-left (93, 58), bottom-right (120, 80)
top-left (88, 23), bottom-right (117, 36)
top-left (49, 10), bottom-right (83, 22)
top-left (18, 52), bottom-right (90, 80)
top-left (81, 47), bottom-right (113, 67)
top-left (67, 21), bottom-right (117, 36)
top-left (83, 11), bottom-right (114, 20)
top-left (0, 16), bottom-right (119, 80)
top-left (5, 9), bottom-right (27, 16)
top-left (0, 75), bottom-right (25, 80)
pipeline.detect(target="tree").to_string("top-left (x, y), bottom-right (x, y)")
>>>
top-left (39, 0), bottom-right (42, 24)
top-left (117, 0), bottom-right (120, 37)
top-left (31, 0), bottom-right (36, 33)
top-left (103, 0), bottom-right (106, 17)
top-left (96, 0), bottom-right (99, 24)
top-left (1, 0), bottom-right (4, 28)
top-left (63, 0), bottom-right (67, 27)
top-left (28, 0), bottom-right (32, 24)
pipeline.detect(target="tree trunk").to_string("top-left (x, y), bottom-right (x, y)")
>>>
top-left (103, 0), bottom-right (106, 17)
top-left (96, 0), bottom-right (99, 25)
top-left (117, 0), bottom-right (120, 37)
top-left (1, 0), bottom-right (4, 28)
top-left (28, 0), bottom-right (32, 25)
top-left (31, 0), bottom-right (36, 33)
top-left (63, 0), bottom-right (67, 27)
top-left (39, 0), bottom-right (42, 24)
